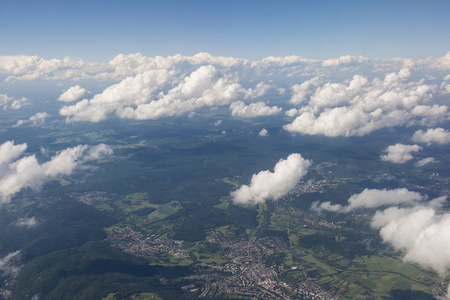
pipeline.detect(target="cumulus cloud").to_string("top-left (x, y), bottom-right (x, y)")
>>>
top-left (14, 112), bottom-right (48, 127)
top-left (289, 76), bottom-right (323, 105)
top-left (2, 53), bottom-right (448, 136)
top-left (86, 143), bottom-right (114, 159)
top-left (213, 120), bottom-right (222, 126)
top-left (0, 94), bottom-right (27, 110)
top-left (380, 144), bottom-right (422, 163)
top-left (230, 101), bottom-right (282, 118)
top-left (312, 188), bottom-right (425, 213)
top-left (14, 216), bottom-right (38, 228)
top-left (231, 153), bottom-right (311, 204)
top-left (0, 141), bottom-right (113, 203)
top-left (0, 52), bottom-right (375, 84)
top-left (311, 201), bottom-right (343, 213)
top-left (0, 52), bottom-right (447, 84)
top-left (312, 186), bottom-right (450, 296)
top-left (60, 69), bottom-right (170, 122)
top-left (104, 52), bottom-right (248, 80)
top-left (0, 53), bottom-right (248, 82)
top-left (0, 141), bottom-right (27, 164)
top-left (284, 69), bottom-right (447, 137)
top-left (322, 55), bottom-right (368, 67)
top-left (419, 51), bottom-right (450, 70)
top-left (259, 128), bottom-right (268, 136)
top-left (0, 55), bottom-right (91, 81)
top-left (371, 198), bottom-right (450, 279)
top-left (250, 55), bottom-right (318, 68)
top-left (411, 128), bottom-right (450, 145)
top-left (61, 65), bottom-right (269, 122)
top-left (276, 87), bottom-right (285, 95)
top-left (57, 85), bottom-right (88, 102)
top-left (416, 157), bottom-right (438, 167)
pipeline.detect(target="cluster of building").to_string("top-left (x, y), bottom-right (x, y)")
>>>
top-left (107, 227), bottom-right (188, 259)
top-left (296, 279), bottom-right (338, 300)
top-left (182, 237), bottom-right (292, 299)
top-left (300, 217), bottom-right (351, 232)
top-left (429, 281), bottom-right (449, 299)
top-left (74, 191), bottom-right (110, 206)
top-left (179, 236), bottom-right (341, 299)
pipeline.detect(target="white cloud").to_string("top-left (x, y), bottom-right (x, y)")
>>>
top-left (58, 85), bottom-right (88, 102)
top-left (60, 69), bottom-right (171, 122)
top-left (371, 198), bottom-right (450, 278)
top-left (258, 128), bottom-right (268, 136)
top-left (276, 87), bottom-right (285, 95)
top-left (231, 153), bottom-right (311, 204)
top-left (61, 65), bottom-right (269, 122)
top-left (213, 120), bottom-right (222, 126)
top-left (312, 188), bottom-right (425, 213)
top-left (0, 250), bottom-right (21, 274)
top-left (380, 144), bottom-right (422, 164)
top-left (419, 51), bottom-right (450, 70)
top-left (0, 55), bottom-right (92, 82)
top-left (0, 52), bottom-right (447, 85)
top-left (411, 128), bottom-right (450, 145)
top-left (14, 112), bottom-right (48, 127)
top-left (0, 141), bottom-right (27, 164)
top-left (250, 55), bottom-right (318, 68)
top-left (311, 201), bottom-right (343, 213)
top-left (410, 105), bottom-right (449, 125)
top-left (289, 76), bottom-right (323, 105)
top-left (0, 142), bottom-right (113, 203)
top-left (0, 53), bottom-right (248, 82)
top-left (285, 108), bottom-right (302, 117)
top-left (0, 94), bottom-right (27, 110)
top-left (2, 53), bottom-right (449, 137)
top-left (416, 157), bottom-right (437, 167)
top-left (105, 52), bottom-right (248, 80)
top-left (311, 186), bottom-right (450, 297)
top-left (284, 69), bottom-right (446, 137)
top-left (322, 55), bottom-right (368, 67)
top-left (86, 143), bottom-right (114, 159)
top-left (230, 101), bottom-right (282, 118)
top-left (14, 216), bottom-right (38, 228)
top-left (440, 82), bottom-right (450, 95)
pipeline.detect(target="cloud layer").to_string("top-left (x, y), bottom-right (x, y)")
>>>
top-left (2, 52), bottom-right (448, 138)
top-left (231, 153), bottom-right (311, 204)
top-left (1, 52), bottom-right (449, 83)
top-left (60, 65), bottom-right (270, 122)
top-left (0, 141), bottom-right (112, 203)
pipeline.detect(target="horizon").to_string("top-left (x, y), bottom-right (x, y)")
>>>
top-left (2, 0), bottom-right (449, 61)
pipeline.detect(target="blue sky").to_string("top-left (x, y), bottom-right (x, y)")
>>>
top-left (1, 0), bottom-right (449, 61)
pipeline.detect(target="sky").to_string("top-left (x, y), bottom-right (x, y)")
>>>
top-left (1, 0), bottom-right (449, 61)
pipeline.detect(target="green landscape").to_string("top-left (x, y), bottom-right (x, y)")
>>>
top-left (0, 118), bottom-right (448, 299)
